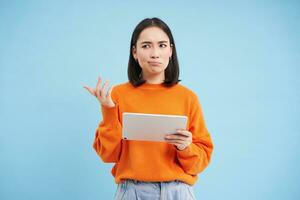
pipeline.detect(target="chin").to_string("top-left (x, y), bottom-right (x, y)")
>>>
top-left (149, 68), bottom-right (164, 74)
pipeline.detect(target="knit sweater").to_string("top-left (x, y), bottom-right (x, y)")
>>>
top-left (93, 82), bottom-right (213, 185)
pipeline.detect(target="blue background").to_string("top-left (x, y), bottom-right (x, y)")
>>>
top-left (1, 0), bottom-right (299, 199)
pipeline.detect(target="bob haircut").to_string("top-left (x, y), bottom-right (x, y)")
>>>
top-left (128, 17), bottom-right (181, 87)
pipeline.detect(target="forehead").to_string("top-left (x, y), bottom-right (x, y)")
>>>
top-left (137, 26), bottom-right (170, 43)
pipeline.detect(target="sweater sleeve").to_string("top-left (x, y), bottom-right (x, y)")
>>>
top-left (93, 89), bottom-right (122, 163)
top-left (176, 94), bottom-right (213, 175)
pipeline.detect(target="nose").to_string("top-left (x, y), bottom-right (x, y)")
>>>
top-left (150, 47), bottom-right (159, 59)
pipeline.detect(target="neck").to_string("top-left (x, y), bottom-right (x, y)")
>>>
top-left (142, 72), bottom-right (165, 84)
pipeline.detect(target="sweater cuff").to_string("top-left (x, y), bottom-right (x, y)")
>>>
top-left (176, 143), bottom-right (193, 157)
top-left (101, 104), bottom-right (119, 124)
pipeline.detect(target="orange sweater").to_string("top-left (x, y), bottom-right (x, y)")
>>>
top-left (93, 82), bottom-right (213, 185)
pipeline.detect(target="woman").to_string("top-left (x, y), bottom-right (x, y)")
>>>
top-left (84, 17), bottom-right (213, 200)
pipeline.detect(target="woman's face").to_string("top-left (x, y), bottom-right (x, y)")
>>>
top-left (132, 26), bottom-right (173, 79)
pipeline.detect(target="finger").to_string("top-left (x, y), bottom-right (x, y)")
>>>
top-left (171, 133), bottom-right (190, 138)
top-left (165, 138), bottom-right (187, 143)
top-left (107, 85), bottom-right (114, 99)
top-left (165, 134), bottom-right (189, 140)
top-left (176, 130), bottom-right (192, 137)
top-left (167, 142), bottom-right (186, 147)
top-left (165, 136), bottom-right (186, 142)
top-left (83, 85), bottom-right (96, 96)
top-left (168, 142), bottom-right (189, 149)
top-left (101, 80), bottom-right (109, 97)
top-left (96, 76), bottom-right (102, 97)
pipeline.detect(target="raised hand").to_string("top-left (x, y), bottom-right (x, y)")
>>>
top-left (83, 76), bottom-right (115, 108)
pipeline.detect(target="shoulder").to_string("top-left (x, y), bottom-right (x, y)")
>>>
top-left (110, 82), bottom-right (132, 99)
top-left (112, 82), bottom-right (132, 92)
top-left (175, 83), bottom-right (199, 101)
top-left (176, 83), bottom-right (204, 113)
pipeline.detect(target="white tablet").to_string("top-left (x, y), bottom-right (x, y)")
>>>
top-left (122, 112), bottom-right (188, 142)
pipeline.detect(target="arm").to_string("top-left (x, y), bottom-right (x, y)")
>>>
top-left (93, 82), bottom-right (122, 162)
top-left (93, 104), bottom-right (123, 163)
top-left (84, 77), bottom-right (122, 163)
top-left (176, 96), bottom-right (214, 176)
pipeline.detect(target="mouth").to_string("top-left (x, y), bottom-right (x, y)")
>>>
top-left (148, 61), bottom-right (161, 66)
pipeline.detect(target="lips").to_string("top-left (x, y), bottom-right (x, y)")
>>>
top-left (148, 61), bottom-right (161, 66)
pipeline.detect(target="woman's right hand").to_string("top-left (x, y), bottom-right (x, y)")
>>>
top-left (83, 76), bottom-right (115, 108)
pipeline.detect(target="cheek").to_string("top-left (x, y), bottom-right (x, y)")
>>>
top-left (161, 52), bottom-right (171, 63)
top-left (137, 52), bottom-right (148, 62)
top-left (162, 50), bottom-right (171, 59)
top-left (138, 54), bottom-right (147, 63)
top-left (136, 53), bottom-right (149, 69)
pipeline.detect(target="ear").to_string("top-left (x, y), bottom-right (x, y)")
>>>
top-left (132, 45), bottom-right (137, 59)
top-left (169, 44), bottom-right (173, 57)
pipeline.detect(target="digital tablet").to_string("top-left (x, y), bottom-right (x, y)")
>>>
top-left (122, 112), bottom-right (188, 142)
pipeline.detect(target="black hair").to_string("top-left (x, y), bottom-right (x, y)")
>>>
top-left (127, 17), bottom-right (181, 87)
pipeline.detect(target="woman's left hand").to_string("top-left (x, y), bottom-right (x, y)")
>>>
top-left (164, 129), bottom-right (193, 151)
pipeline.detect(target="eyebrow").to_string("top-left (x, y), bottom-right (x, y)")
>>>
top-left (140, 41), bottom-right (169, 44)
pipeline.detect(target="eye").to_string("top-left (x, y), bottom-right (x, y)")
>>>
top-left (142, 44), bottom-right (151, 48)
top-left (160, 44), bottom-right (167, 48)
